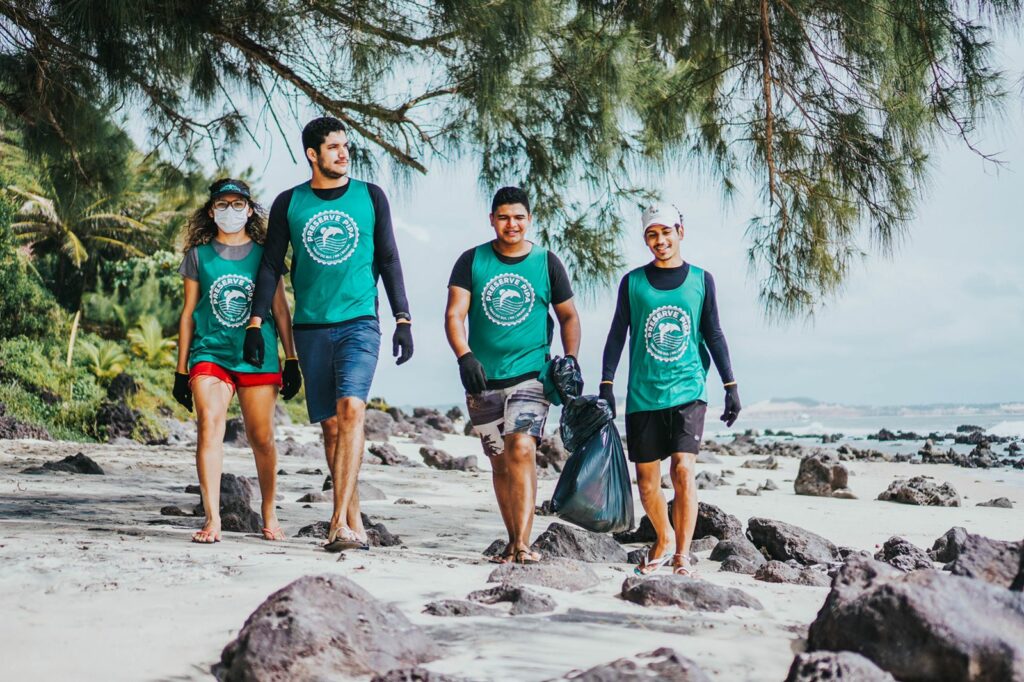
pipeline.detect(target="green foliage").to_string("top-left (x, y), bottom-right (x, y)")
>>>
top-left (83, 251), bottom-right (182, 335)
top-left (76, 338), bottom-right (129, 382)
top-left (128, 316), bottom-right (177, 368)
top-left (0, 191), bottom-right (63, 338)
top-left (367, 396), bottom-right (391, 412)
top-left (0, 1), bottom-right (1015, 315)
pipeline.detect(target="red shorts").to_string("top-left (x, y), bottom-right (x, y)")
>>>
top-left (189, 362), bottom-right (282, 392)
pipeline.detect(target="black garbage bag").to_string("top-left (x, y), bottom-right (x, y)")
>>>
top-left (549, 379), bottom-right (634, 534)
top-left (540, 355), bottom-right (584, 406)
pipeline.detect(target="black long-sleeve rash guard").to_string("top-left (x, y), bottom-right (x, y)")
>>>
top-left (601, 262), bottom-right (735, 385)
top-left (250, 181), bottom-right (410, 325)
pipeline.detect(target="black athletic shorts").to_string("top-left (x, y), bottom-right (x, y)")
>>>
top-left (625, 400), bottom-right (707, 463)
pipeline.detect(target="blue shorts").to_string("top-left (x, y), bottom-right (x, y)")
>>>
top-left (293, 318), bottom-right (381, 423)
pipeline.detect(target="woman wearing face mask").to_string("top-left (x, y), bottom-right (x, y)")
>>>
top-left (173, 179), bottom-right (302, 543)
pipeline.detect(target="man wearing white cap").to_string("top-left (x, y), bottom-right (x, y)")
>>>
top-left (600, 205), bottom-right (740, 577)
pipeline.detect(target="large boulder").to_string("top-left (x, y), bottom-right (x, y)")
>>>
top-left (466, 583), bottom-right (555, 615)
top-left (942, 532), bottom-right (1021, 588)
top-left (709, 537), bottom-right (767, 575)
top-left (487, 558), bottom-right (600, 592)
top-left (412, 407), bottom-right (456, 434)
top-left (531, 522), bottom-right (628, 563)
top-left (616, 501), bottom-right (743, 545)
top-left (96, 400), bottom-right (140, 441)
top-left (877, 476), bottom-right (960, 506)
top-left (217, 575), bottom-right (437, 680)
top-left (364, 409), bottom-right (395, 442)
top-left (419, 446), bottom-right (477, 472)
top-left (874, 536), bottom-right (934, 572)
top-left (747, 517), bottom-right (840, 566)
top-left (537, 433), bottom-right (568, 471)
top-left (564, 648), bottom-right (711, 682)
top-left (367, 443), bottom-right (414, 466)
top-left (806, 555), bottom-right (1024, 681)
top-left (784, 652), bottom-right (895, 681)
top-left (620, 576), bottom-right (763, 613)
top-left (794, 452), bottom-right (850, 497)
top-left (929, 526), bottom-right (970, 563)
top-left (222, 417), bottom-right (248, 447)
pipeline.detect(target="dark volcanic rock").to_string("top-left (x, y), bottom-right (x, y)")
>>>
top-left (747, 517), bottom-right (840, 566)
top-left (531, 522), bottom-right (628, 563)
top-left (160, 505), bottom-right (190, 517)
top-left (537, 433), bottom-right (568, 471)
top-left (467, 583), bottom-right (555, 615)
top-left (422, 600), bottom-right (492, 617)
top-left (784, 651), bottom-right (895, 682)
top-left (741, 455), bottom-right (778, 470)
top-left (695, 470), bottom-right (720, 490)
top-left (0, 409), bottom-right (51, 440)
top-left (621, 575), bottom-right (763, 612)
top-left (487, 558), bottom-right (600, 592)
top-left (362, 513), bottom-right (401, 547)
top-left (96, 400), bottom-right (140, 441)
top-left (295, 521), bottom-right (330, 539)
top-left (367, 442), bottom-right (414, 466)
top-left (977, 497), bottom-right (1013, 509)
top-left (372, 668), bottom-right (464, 682)
top-left (296, 491), bottom-right (328, 503)
top-left (482, 538), bottom-right (506, 557)
top-left (24, 452), bottom-right (104, 475)
top-left (193, 474), bottom-right (261, 533)
top-left (412, 407), bottom-right (456, 434)
top-left (806, 555), bottom-right (1024, 681)
top-left (736, 486), bottom-right (759, 496)
top-left (929, 526), bottom-right (970, 563)
top-left (364, 409), bottom-right (395, 442)
top-left (222, 417), bottom-right (248, 447)
top-left (754, 560), bottom-right (831, 587)
top-left (874, 536), bottom-right (933, 572)
top-left (615, 501), bottom-right (742, 545)
top-left (567, 648), bottom-right (711, 682)
top-left (945, 533), bottom-right (1021, 588)
top-left (419, 446), bottom-right (477, 472)
top-left (106, 373), bottom-right (138, 401)
top-left (877, 476), bottom-right (960, 507)
top-left (217, 575), bottom-right (437, 680)
top-left (794, 451), bottom-right (850, 497)
top-left (710, 537), bottom-right (767, 574)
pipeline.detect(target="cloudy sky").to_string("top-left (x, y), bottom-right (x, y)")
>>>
top-left (229, 46), bottom-right (1024, 410)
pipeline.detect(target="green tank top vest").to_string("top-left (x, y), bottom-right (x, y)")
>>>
top-left (287, 180), bottom-right (377, 324)
top-left (190, 242), bottom-right (279, 373)
top-left (626, 264), bottom-right (709, 414)
top-left (468, 242), bottom-right (551, 381)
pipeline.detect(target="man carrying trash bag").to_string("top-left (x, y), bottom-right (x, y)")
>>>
top-left (444, 186), bottom-right (582, 565)
top-left (601, 205), bottom-right (741, 578)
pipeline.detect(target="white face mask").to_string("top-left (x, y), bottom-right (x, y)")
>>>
top-left (214, 206), bottom-right (248, 234)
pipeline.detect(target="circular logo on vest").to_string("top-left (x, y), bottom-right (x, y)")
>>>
top-left (644, 305), bottom-right (691, 362)
top-left (209, 274), bottom-right (255, 327)
top-left (301, 209), bottom-right (359, 265)
top-left (481, 273), bottom-right (536, 327)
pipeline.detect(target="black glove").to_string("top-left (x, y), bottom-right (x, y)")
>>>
top-left (393, 322), bottom-right (413, 365)
top-left (242, 325), bottom-right (264, 367)
top-left (458, 352), bottom-right (487, 395)
top-left (281, 358), bottom-right (302, 400)
top-left (172, 372), bottom-right (193, 412)
top-left (721, 384), bottom-right (741, 427)
top-left (598, 382), bottom-right (616, 418)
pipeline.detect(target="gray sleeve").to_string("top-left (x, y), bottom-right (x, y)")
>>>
top-left (178, 248), bottom-right (199, 281)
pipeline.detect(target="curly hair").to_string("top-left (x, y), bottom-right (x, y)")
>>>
top-left (182, 178), bottom-right (267, 251)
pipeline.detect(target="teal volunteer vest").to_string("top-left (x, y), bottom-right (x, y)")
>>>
top-left (190, 242), bottom-right (280, 373)
top-left (468, 242), bottom-right (551, 381)
top-left (287, 180), bottom-right (376, 324)
top-left (626, 264), bottom-right (708, 413)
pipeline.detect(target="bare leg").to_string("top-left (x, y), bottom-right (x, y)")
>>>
top-left (670, 452), bottom-right (699, 567)
top-left (503, 433), bottom-right (539, 560)
top-left (635, 460), bottom-right (671, 568)
top-left (489, 452), bottom-right (515, 560)
top-left (192, 375), bottom-right (233, 542)
top-left (238, 384), bottom-right (281, 537)
top-left (328, 397), bottom-right (366, 541)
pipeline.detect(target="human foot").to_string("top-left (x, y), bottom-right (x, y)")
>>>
top-left (488, 542), bottom-right (514, 564)
top-left (192, 520), bottom-right (221, 544)
top-left (324, 525), bottom-right (363, 552)
top-left (261, 514), bottom-right (284, 541)
top-left (634, 545), bottom-right (670, 576)
top-left (672, 553), bottom-right (699, 578)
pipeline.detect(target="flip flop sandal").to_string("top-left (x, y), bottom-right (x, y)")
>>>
top-left (324, 527), bottom-right (364, 553)
top-left (633, 549), bottom-right (669, 576)
top-left (672, 554), bottom-right (699, 578)
top-left (261, 527), bottom-right (285, 541)
top-left (514, 549), bottom-right (541, 565)
top-left (192, 529), bottom-right (221, 544)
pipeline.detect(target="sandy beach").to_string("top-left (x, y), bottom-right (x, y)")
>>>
top-left (1, 422), bottom-right (1021, 681)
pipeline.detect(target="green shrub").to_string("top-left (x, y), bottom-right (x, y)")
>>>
top-left (128, 315), bottom-right (176, 368)
top-left (0, 195), bottom-right (63, 339)
top-left (77, 338), bottom-right (129, 382)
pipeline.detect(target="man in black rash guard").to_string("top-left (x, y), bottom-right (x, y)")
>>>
top-left (244, 116), bottom-right (413, 552)
top-left (601, 205), bottom-right (740, 577)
